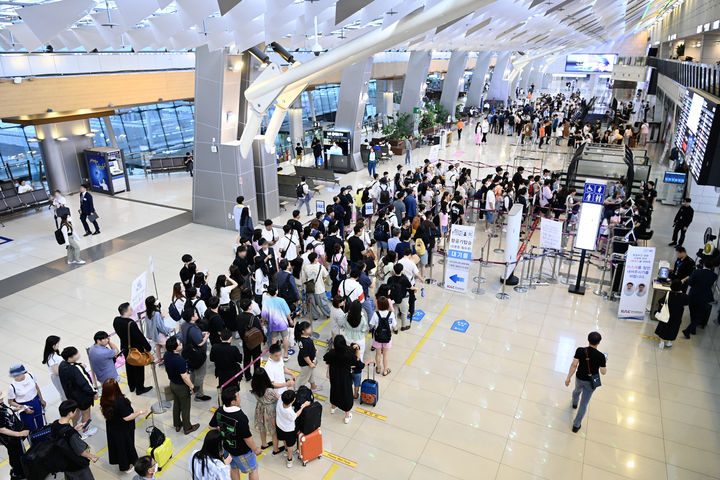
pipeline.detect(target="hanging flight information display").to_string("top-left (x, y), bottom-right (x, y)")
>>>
top-left (674, 88), bottom-right (720, 186)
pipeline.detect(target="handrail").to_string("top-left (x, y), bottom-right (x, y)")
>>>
top-left (647, 57), bottom-right (720, 98)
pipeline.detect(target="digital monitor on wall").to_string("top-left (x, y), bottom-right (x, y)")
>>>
top-left (674, 88), bottom-right (720, 186)
top-left (565, 54), bottom-right (617, 73)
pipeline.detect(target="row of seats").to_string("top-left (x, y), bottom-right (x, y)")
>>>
top-left (0, 181), bottom-right (51, 217)
top-left (145, 156), bottom-right (186, 175)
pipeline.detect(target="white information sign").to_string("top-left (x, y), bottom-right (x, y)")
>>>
top-left (503, 204), bottom-right (524, 277)
top-left (540, 218), bottom-right (563, 251)
top-left (428, 144), bottom-right (440, 161)
top-left (444, 224), bottom-right (476, 293)
top-left (618, 246), bottom-right (656, 319)
top-left (130, 271), bottom-right (147, 321)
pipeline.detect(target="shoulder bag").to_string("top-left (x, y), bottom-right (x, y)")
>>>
top-left (585, 347), bottom-right (601, 390)
top-left (304, 266), bottom-right (321, 294)
top-left (654, 292), bottom-right (670, 323)
top-left (126, 321), bottom-right (154, 367)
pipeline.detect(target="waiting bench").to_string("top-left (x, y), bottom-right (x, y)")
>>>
top-left (0, 186), bottom-right (51, 220)
top-left (294, 166), bottom-right (341, 186)
top-left (277, 174), bottom-right (322, 199)
top-left (144, 156), bottom-right (187, 176)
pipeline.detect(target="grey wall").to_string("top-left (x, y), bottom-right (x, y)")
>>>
top-left (192, 45), bottom-right (259, 231)
top-left (38, 120), bottom-right (94, 195)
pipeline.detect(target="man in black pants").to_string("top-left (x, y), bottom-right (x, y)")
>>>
top-left (0, 398), bottom-right (28, 480)
top-left (237, 299), bottom-right (263, 381)
top-left (78, 184), bottom-right (100, 236)
top-left (113, 302), bottom-right (153, 395)
top-left (668, 198), bottom-right (693, 247)
top-left (683, 260), bottom-right (718, 338)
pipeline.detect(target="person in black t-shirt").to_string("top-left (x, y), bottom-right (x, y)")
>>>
top-left (294, 321), bottom-right (320, 391)
top-left (203, 296), bottom-right (225, 346)
top-left (180, 254), bottom-right (194, 287)
top-left (564, 331), bottom-right (607, 433)
top-left (236, 299), bottom-right (264, 381)
top-left (209, 386), bottom-right (261, 479)
top-left (347, 225), bottom-right (367, 268)
top-left (233, 245), bottom-right (250, 278)
top-left (0, 397), bottom-right (28, 480)
top-left (210, 329), bottom-right (243, 389)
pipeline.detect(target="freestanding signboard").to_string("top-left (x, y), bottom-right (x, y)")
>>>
top-left (444, 224), bottom-right (475, 293)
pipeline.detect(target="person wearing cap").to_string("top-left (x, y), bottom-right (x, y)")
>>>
top-left (88, 331), bottom-right (121, 385)
top-left (7, 364), bottom-right (46, 430)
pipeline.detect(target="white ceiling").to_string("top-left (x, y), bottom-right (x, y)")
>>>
top-left (0, 0), bottom-right (671, 54)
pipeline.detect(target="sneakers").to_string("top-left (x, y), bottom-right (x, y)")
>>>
top-left (668, 241), bottom-right (677, 246)
top-left (92, 231), bottom-right (101, 235)
top-left (195, 394), bottom-right (211, 402)
top-left (81, 426), bottom-right (98, 439)
top-left (330, 407), bottom-right (337, 414)
top-left (666, 341), bottom-right (673, 347)
top-left (344, 413), bottom-right (353, 424)
top-left (571, 425), bottom-right (580, 433)
top-left (682, 330), bottom-right (691, 339)
top-left (659, 341), bottom-right (665, 349)
top-left (286, 458), bottom-right (293, 468)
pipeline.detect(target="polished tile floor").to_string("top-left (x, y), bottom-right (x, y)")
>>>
top-left (0, 118), bottom-right (718, 480)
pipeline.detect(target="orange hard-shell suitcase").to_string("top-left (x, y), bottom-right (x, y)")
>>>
top-left (297, 428), bottom-right (322, 466)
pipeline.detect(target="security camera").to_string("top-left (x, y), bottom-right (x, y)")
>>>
top-left (312, 42), bottom-right (322, 56)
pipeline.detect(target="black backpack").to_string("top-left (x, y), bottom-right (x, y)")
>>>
top-left (293, 385), bottom-right (314, 411)
top-left (373, 221), bottom-right (389, 242)
top-left (279, 273), bottom-right (299, 305)
top-left (22, 423), bottom-right (89, 480)
top-left (181, 324), bottom-right (207, 369)
top-left (54, 228), bottom-right (65, 245)
top-left (168, 299), bottom-right (182, 321)
top-left (296, 183), bottom-right (305, 198)
top-left (379, 186), bottom-right (390, 204)
top-left (374, 311), bottom-right (392, 343)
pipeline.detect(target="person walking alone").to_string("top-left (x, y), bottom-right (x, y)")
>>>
top-left (59, 215), bottom-right (85, 265)
top-left (78, 184), bottom-right (100, 236)
top-left (564, 331), bottom-right (607, 433)
top-left (404, 137), bottom-right (412, 165)
top-left (296, 176), bottom-right (312, 216)
top-left (668, 198), bottom-right (693, 247)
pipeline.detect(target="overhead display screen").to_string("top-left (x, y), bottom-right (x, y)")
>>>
top-left (674, 88), bottom-right (720, 186)
top-left (565, 54), bottom-right (617, 73)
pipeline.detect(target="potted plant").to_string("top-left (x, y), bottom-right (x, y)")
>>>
top-left (675, 43), bottom-right (685, 58)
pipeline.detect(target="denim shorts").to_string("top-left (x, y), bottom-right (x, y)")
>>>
top-left (486, 212), bottom-right (495, 223)
top-left (351, 372), bottom-right (362, 388)
top-left (227, 450), bottom-right (258, 473)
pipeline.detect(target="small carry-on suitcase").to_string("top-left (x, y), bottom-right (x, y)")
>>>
top-left (296, 401), bottom-right (322, 434)
top-left (28, 413), bottom-right (51, 446)
top-left (145, 413), bottom-right (173, 470)
top-left (297, 428), bottom-right (323, 466)
top-left (360, 368), bottom-right (379, 406)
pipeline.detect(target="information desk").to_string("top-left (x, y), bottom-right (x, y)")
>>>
top-left (650, 280), bottom-right (671, 317)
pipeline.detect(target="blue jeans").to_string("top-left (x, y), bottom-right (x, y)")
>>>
top-left (298, 194), bottom-right (311, 215)
top-left (368, 161), bottom-right (376, 177)
top-left (571, 378), bottom-right (595, 428)
top-left (405, 150), bottom-right (411, 165)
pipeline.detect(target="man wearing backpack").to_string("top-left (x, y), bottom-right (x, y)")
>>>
top-left (237, 299), bottom-right (265, 381)
top-left (296, 176), bottom-right (311, 216)
top-left (47, 400), bottom-right (99, 479)
top-left (386, 264), bottom-right (415, 332)
top-left (0, 394), bottom-right (28, 480)
top-left (179, 308), bottom-right (212, 402)
top-left (377, 178), bottom-right (391, 212)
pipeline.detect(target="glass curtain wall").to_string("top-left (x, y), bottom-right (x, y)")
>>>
top-left (0, 120), bottom-right (44, 186)
top-left (89, 101), bottom-right (194, 169)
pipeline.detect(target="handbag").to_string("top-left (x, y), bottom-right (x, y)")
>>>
top-left (87, 212), bottom-right (99, 222)
top-left (126, 322), bottom-right (155, 367)
top-left (585, 348), bottom-right (601, 390)
top-left (243, 316), bottom-right (264, 350)
top-left (655, 292), bottom-right (670, 323)
top-left (304, 266), bottom-right (321, 294)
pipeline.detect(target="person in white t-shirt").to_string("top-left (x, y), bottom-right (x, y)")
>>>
top-left (275, 390), bottom-right (311, 468)
top-left (265, 343), bottom-right (296, 395)
top-left (485, 188), bottom-right (496, 232)
top-left (7, 364), bottom-right (46, 430)
top-left (17, 180), bottom-right (32, 194)
top-left (42, 335), bottom-right (66, 401)
top-left (276, 225), bottom-right (299, 261)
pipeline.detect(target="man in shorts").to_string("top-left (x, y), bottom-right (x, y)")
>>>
top-left (261, 286), bottom-right (294, 361)
top-left (209, 385), bottom-right (262, 480)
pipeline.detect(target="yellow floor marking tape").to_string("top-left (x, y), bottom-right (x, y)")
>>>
top-left (314, 339), bottom-right (329, 348)
top-left (405, 303), bottom-right (450, 366)
top-left (315, 318), bottom-right (331, 332)
top-left (96, 446), bottom-right (108, 456)
top-left (322, 451), bottom-right (357, 468)
top-left (355, 407), bottom-right (386, 421)
top-left (288, 368), bottom-right (300, 375)
top-left (315, 393), bottom-right (328, 401)
top-left (322, 464), bottom-right (339, 479)
top-left (0, 459), bottom-right (8, 468)
top-left (639, 334), bottom-right (662, 341)
top-left (156, 426), bottom-right (210, 476)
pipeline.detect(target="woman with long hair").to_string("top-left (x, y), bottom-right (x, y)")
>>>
top-left (253, 256), bottom-right (270, 308)
top-left (171, 281), bottom-right (186, 314)
top-left (330, 242), bottom-right (348, 295)
top-left (59, 215), bottom-right (85, 265)
top-left (100, 378), bottom-right (145, 473)
top-left (344, 300), bottom-right (368, 359)
top-left (41, 335), bottom-right (65, 400)
top-left (250, 368), bottom-right (283, 454)
top-left (323, 335), bottom-right (363, 424)
top-left (190, 429), bottom-right (231, 479)
top-left (194, 272), bottom-right (211, 302)
top-left (214, 273), bottom-right (238, 305)
top-left (144, 295), bottom-right (173, 362)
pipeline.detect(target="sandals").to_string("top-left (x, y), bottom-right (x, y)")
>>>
top-left (272, 446), bottom-right (286, 455)
top-left (261, 442), bottom-right (273, 450)
top-left (382, 369), bottom-right (391, 376)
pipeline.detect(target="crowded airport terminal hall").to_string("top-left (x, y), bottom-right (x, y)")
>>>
top-left (2, 0), bottom-right (720, 479)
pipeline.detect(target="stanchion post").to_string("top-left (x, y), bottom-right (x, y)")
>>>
top-left (496, 262), bottom-right (510, 300)
top-left (593, 253), bottom-right (609, 296)
top-left (514, 254), bottom-right (528, 293)
top-left (493, 215), bottom-right (504, 254)
top-left (149, 363), bottom-right (171, 414)
top-left (472, 259), bottom-right (485, 295)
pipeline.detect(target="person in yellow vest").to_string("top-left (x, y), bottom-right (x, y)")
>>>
top-left (456, 120), bottom-right (464, 141)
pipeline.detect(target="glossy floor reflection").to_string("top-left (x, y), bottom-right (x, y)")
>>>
top-left (0, 118), bottom-right (719, 480)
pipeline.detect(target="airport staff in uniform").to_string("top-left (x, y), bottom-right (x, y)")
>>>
top-left (668, 198), bottom-right (693, 247)
top-left (79, 184), bottom-right (100, 236)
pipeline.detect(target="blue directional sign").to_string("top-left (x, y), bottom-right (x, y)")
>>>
top-left (287, 348), bottom-right (295, 356)
top-left (447, 249), bottom-right (471, 261)
top-left (449, 274), bottom-right (465, 284)
top-left (582, 183), bottom-right (606, 205)
top-left (451, 320), bottom-right (469, 333)
top-left (0, 236), bottom-right (12, 245)
top-left (412, 310), bottom-right (425, 322)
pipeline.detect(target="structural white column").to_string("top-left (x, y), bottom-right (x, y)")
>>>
top-left (466, 52), bottom-right (492, 107)
top-left (288, 106), bottom-right (304, 147)
top-left (486, 52), bottom-right (511, 102)
top-left (307, 90), bottom-right (317, 123)
top-left (440, 50), bottom-right (469, 119)
top-left (399, 50), bottom-right (432, 115)
top-left (335, 57), bottom-right (373, 171)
